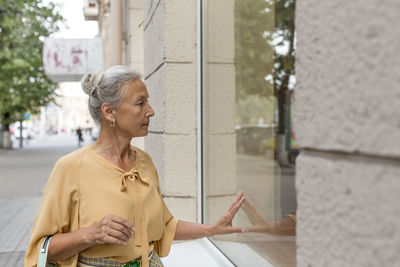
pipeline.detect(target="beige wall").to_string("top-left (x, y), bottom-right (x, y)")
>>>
top-left (295, 0), bottom-right (400, 266)
top-left (203, 0), bottom-right (238, 224)
top-left (142, 0), bottom-right (198, 221)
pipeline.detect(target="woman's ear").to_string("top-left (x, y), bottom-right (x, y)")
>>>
top-left (100, 103), bottom-right (115, 123)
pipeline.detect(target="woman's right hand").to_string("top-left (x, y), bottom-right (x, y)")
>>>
top-left (47, 215), bottom-right (135, 262)
top-left (88, 214), bottom-right (136, 246)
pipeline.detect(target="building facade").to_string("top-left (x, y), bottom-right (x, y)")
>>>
top-left (86, 0), bottom-right (400, 266)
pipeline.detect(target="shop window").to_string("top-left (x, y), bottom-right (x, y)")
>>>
top-left (203, 0), bottom-right (297, 266)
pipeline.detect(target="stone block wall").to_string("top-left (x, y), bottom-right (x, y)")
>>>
top-left (142, 0), bottom-right (198, 222)
top-left (295, 1), bottom-right (400, 266)
top-left (203, 0), bottom-right (239, 224)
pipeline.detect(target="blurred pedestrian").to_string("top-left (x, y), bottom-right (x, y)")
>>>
top-left (76, 127), bottom-right (84, 147)
top-left (25, 65), bottom-right (245, 267)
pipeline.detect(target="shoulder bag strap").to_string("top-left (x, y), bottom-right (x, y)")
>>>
top-left (37, 235), bottom-right (53, 267)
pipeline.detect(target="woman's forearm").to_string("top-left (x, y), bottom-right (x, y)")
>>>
top-left (174, 220), bottom-right (215, 240)
top-left (47, 227), bottom-right (94, 262)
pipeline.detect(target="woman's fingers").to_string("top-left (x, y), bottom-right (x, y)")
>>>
top-left (211, 192), bottom-right (246, 236)
top-left (110, 215), bottom-right (135, 231)
top-left (108, 221), bottom-right (133, 240)
top-left (106, 228), bottom-right (131, 243)
top-left (96, 214), bottom-right (136, 245)
top-left (226, 195), bottom-right (245, 220)
top-left (228, 191), bottom-right (243, 212)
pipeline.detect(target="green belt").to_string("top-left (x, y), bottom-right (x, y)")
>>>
top-left (124, 250), bottom-right (154, 267)
top-left (123, 260), bottom-right (141, 267)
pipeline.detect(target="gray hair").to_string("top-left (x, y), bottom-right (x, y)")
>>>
top-left (81, 65), bottom-right (142, 124)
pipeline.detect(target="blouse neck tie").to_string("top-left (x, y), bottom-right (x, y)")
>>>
top-left (120, 169), bottom-right (150, 267)
top-left (120, 169), bottom-right (149, 192)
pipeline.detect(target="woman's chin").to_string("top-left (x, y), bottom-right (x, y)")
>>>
top-left (132, 130), bottom-right (149, 138)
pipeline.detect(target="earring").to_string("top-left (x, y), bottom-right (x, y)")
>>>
top-left (110, 118), bottom-right (116, 128)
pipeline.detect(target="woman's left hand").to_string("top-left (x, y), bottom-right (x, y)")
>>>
top-left (210, 191), bottom-right (246, 235)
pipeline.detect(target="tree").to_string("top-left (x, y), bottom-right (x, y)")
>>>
top-left (273, 0), bottom-right (295, 136)
top-left (234, 0), bottom-right (296, 165)
top-left (0, 0), bottom-right (64, 148)
top-left (234, 0), bottom-right (275, 101)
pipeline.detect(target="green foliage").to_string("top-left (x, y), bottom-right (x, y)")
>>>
top-left (0, 0), bottom-right (64, 125)
top-left (234, 0), bottom-right (295, 134)
top-left (234, 0), bottom-right (295, 97)
top-left (235, 0), bottom-right (275, 100)
top-left (273, 0), bottom-right (295, 91)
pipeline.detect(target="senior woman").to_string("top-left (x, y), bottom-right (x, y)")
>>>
top-left (25, 65), bottom-right (245, 267)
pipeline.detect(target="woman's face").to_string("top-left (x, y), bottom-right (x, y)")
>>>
top-left (114, 78), bottom-right (154, 138)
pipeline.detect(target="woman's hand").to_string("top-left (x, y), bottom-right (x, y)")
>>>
top-left (87, 214), bottom-right (136, 246)
top-left (173, 191), bottom-right (246, 240)
top-left (48, 215), bottom-right (135, 262)
top-left (210, 191), bottom-right (246, 235)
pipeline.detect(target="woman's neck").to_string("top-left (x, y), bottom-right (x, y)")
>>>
top-left (91, 125), bottom-right (135, 171)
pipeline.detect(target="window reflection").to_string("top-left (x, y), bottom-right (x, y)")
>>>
top-left (204, 0), bottom-right (297, 266)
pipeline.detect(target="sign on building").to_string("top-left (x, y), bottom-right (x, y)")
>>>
top-left (43, 37), bottom-right (104, 82)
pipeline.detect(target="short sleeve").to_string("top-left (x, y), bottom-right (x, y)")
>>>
top-left (151, 166), bottom-right (179, 257)
top-left (153, 200), bottom-right (179, 257)
top-left (24, 154), bottom-right (80, 267)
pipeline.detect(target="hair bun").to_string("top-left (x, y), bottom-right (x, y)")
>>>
top-left (81, 71), bottom-right (104, 96)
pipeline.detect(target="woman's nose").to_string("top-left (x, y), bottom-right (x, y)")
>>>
top-left (146, 103), bottom-right (155, 117)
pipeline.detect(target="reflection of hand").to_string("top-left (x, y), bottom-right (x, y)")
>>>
top-left (241, 197), bottom-right (296, 236)
top-left (211, 191), bottom-right (245, 235)
top-left (89, 215), bottom-right (136, 246)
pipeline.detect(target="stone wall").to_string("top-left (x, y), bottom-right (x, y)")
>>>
top-left (295, 1), bottom-right (400, 266)
top-left (142, 0), bottom-right (198, 222)
top-left (203, 0), bottom-right (238, 224)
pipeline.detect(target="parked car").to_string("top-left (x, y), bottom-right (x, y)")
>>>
top-left (236, 125), bottom-right (274, 154)
top-left (258, 137), bottom-right (276, 158)
top-left (11, 123), bottom-right (33, 140)
top-left (259, 129), bottom-right (299, 164)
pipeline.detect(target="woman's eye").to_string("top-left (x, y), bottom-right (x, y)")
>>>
top-left (136, 99), bottom-right (148, 106)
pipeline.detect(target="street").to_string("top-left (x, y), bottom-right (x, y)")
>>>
top-left (0, 134), bottom-right (85, 266)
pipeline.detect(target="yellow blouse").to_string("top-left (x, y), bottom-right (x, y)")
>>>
top-left (24, 146), bottom-right (178, 267)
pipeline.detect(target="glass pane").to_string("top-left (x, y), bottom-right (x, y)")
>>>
top-left (203, 0), bottom-right (297, 266)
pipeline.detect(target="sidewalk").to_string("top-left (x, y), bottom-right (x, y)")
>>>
top-left (0, 134), bottom-right (234, 267)
top-left (0, 134), bottom-right (78, 266)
